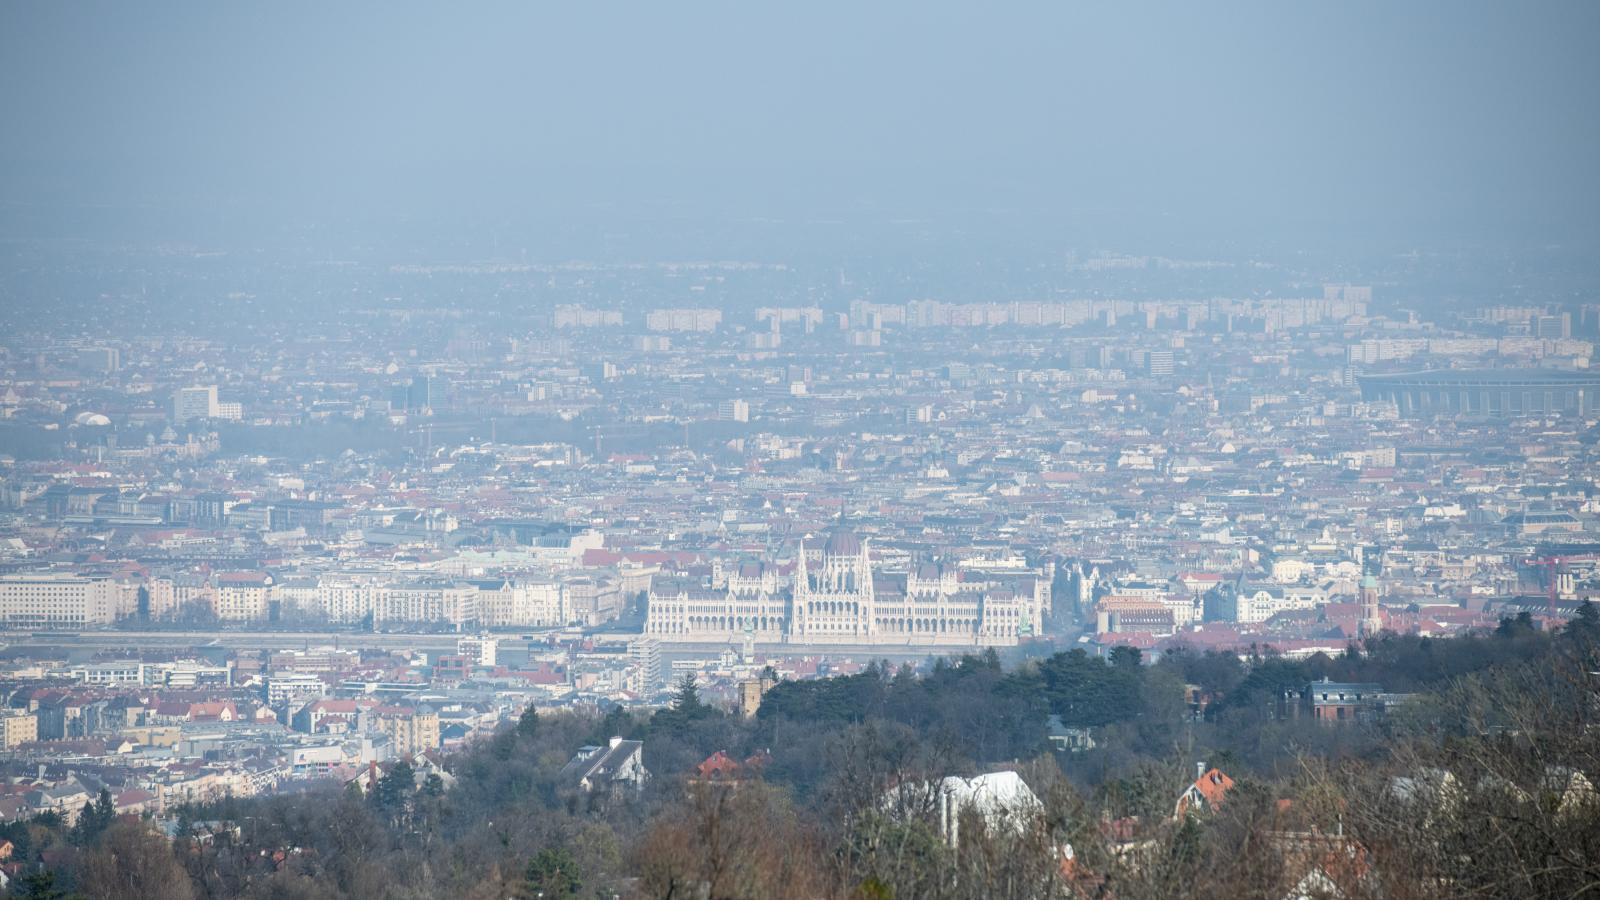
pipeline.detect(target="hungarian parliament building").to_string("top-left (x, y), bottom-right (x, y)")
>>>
top-left (644, 528), bottom-right (1052, 647)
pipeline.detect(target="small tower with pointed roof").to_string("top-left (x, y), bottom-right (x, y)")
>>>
top-left (1359, 574), bottom-right (1383, 637)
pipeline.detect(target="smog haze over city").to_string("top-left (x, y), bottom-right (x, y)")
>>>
top-left (1, 4), bottom-right (1599, 899)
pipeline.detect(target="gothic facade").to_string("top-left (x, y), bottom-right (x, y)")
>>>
top-left (644, 529), bottom-right (1049, 647)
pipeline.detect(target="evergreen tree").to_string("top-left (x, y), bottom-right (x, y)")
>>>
top-left (0, 820), bottom-right (32, 861)
top-left (1566, 599), bottom-right (1599, 639)
top-left (174, 803), bottom-right (195, 841)
top-left (517, 703), bottom-right (541, 740)
top-left (93, 788), bottom-right (116, 829)
top-left (375, 761), bottom-right (415, 815)
top-left (1496, 610), bottom-right (1537, 637)
top-left (12, 868), bottom-right (68, 900)
top-left (588, 705), bottom-right (632, 745)
top-left (69, 791), bottom-right (115, 847)
top-left (523, 847), bottom-right (583, 899)
top-left (70, 801), bottom-right (95, 845)
top-left (1109, 644), bottom-right (1143, 670)
top-left (672, 673), bottom-right (702, 712)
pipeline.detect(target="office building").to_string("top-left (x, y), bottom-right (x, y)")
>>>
top-left (0, 574), bottom-right (121, 627)
top-left (171, 386), bottom-right (219, 423)
top-left (719, 399), bottom-right (750, 423)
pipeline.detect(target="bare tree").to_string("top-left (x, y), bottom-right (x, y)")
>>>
top-left (635, 780), bottom-right (831, 899)
top-left (79, 821), bottom-right (198, 900)
top-left (1327, 629), bottom-right (1600, 899)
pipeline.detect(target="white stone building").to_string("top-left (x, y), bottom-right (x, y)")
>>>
top-left (645, 528), bottom-right (1049, 647)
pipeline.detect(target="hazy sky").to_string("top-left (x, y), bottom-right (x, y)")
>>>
top-left (3, 1), bottom-right (1598, 247)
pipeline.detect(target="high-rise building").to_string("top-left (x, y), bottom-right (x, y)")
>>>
top-left (456, 635), bottom-right (498, 667)
top-left (646, 308), bottom-right (722, 332)
top-left (1535, 313), bottom-right (1572, 339)
top-left (171, 386), bottom-right (219, 423)
top-left (1146, 350), bottom-right (1175, 377)
top-left (629, 637), bottom-right (663, 695)
top-left (406, 375), bottom-right (441, 412)
top-left (719, 399), bottom-right (750, 423)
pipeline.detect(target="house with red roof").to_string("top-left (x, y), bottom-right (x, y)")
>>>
top-left (691, 749), bottom-right (770, 785)
top-left (1175, 765), bottom-right (1235, 819)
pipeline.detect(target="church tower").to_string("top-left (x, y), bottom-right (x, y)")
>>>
top-left (1359, 574), bottom-right (1383, 637)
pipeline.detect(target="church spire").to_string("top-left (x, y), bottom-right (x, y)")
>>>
top-left (795, 536), bottom-right (809, 596)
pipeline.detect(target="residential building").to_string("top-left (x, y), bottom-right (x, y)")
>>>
top-left (559, 736), bottom-right (649, 797)
top-left (1, 710), bottom-right (38, 749)
top-left (373, 706), bottom-right (440, 755)
top-left (1281, 678), bottom-right (1390, 724)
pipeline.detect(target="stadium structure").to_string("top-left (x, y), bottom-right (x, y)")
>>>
top-left (1357, 369), bottom-right (1600, 417)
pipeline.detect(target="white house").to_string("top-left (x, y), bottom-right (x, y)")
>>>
top-left (559, 736), bottom-right (649, 797)
top-left (885, 770), bottom-right (1044, 848)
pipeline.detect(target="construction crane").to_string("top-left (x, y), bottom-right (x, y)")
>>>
top-left (1524, 554), bottom-right (1599, 619)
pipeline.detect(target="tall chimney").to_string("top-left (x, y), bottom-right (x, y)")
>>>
top-left (1197, 761), bottom-right (1206, 780)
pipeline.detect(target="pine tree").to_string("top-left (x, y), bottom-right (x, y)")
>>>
top-left (1109, 645), bottom-right (1143, 670)
top-left (672, 673), bottom-right (702, 712)
top-left (12, 869), bottom-right (68, 900)
top-left (517, 703), bottom-right (540, 740)
top-left (70, 801), bottom-right (95, 845)
top-left (590, 705), bottom-right (631, 744)
top-left (93, 787), bottom-right (116, 830)
top-left (376, 761), bottom-right (415, 817)
top-left (523, 847), bottom-right (583, 900)
top-left (1567, 599), bottom-right (1599, 638)
top-left (70, 793), bottom-right (114, 846)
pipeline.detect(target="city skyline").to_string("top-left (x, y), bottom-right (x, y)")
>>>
top-left (1, 4), bottom-right (1596, 898)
